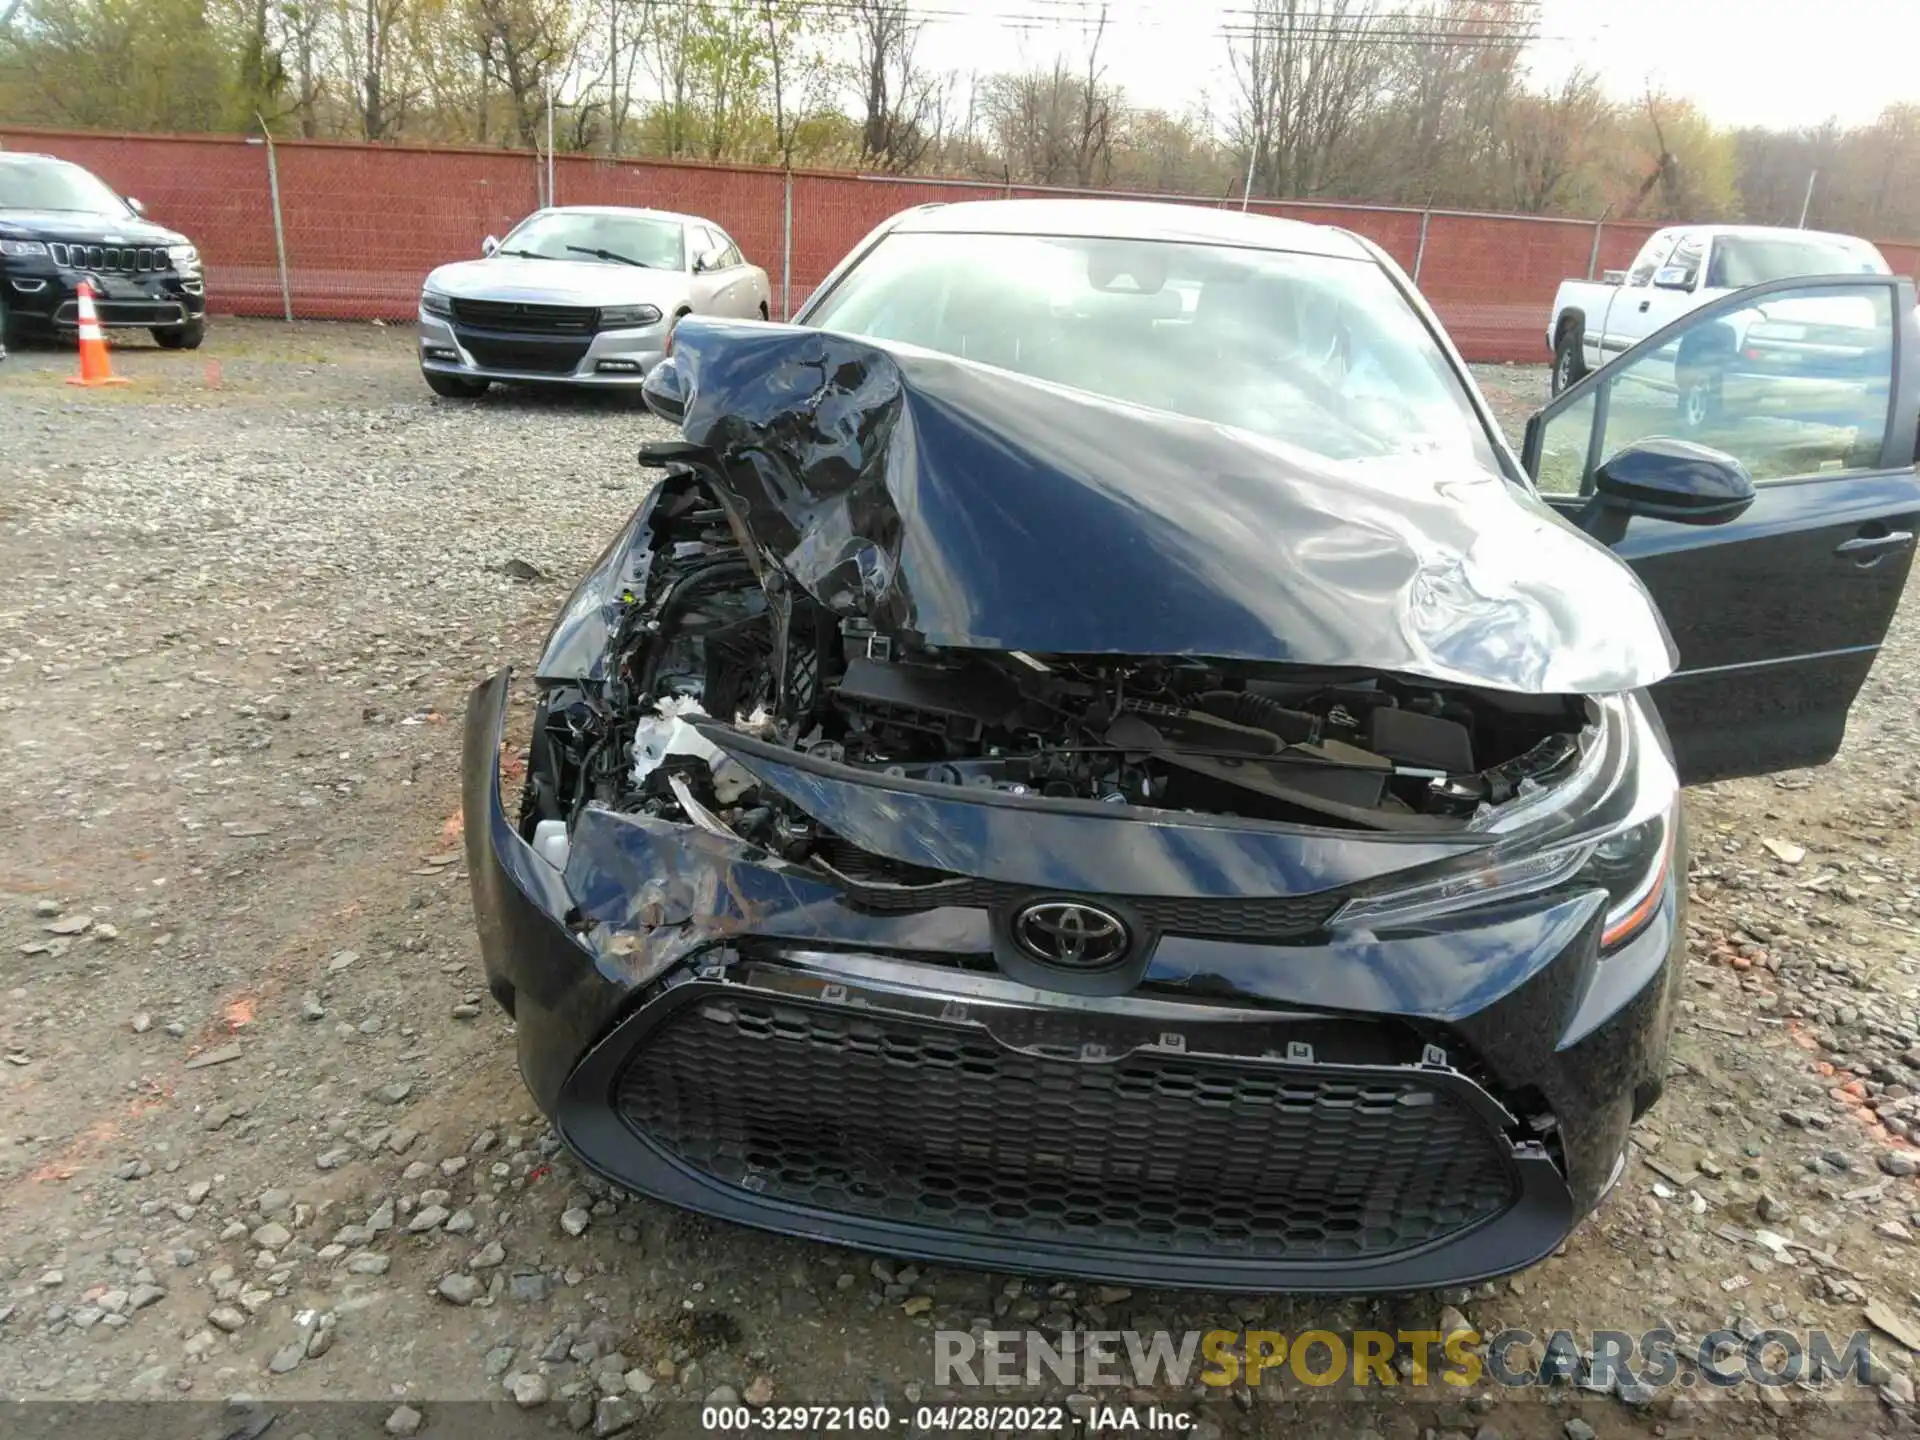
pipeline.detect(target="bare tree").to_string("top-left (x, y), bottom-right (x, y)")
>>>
top-left (633, 0), bottom-right (693, 156)
top-left (1852, 104), bottom-right (1920, 234)
top-left (359, 0), bottom-right (405, 138)
top-left (277, 0), bottom-right (328, 138)
top-left (1367, 0), bottom-right (1524, 206)
top-left (1072, 4), bottom-right (1112, 188)
top-left (1500, 67), bottom-right (1608, 213)
top-left (466, 0), bottom-right (570, 148)
top-left (977, 6), bottom-right (1118, 187)
top-left (760, 0), bottom-right (814, 166)
top-left (849, 0), bottom-right (941, 171)
top-left (327, 0), bottom-right (427, 141)
top-left (1621, 90), bottom-right (1680, 219)
top-left (1227, 0), bottom-right (1390, 199)
top-left (601, 0), bottom-right (647, 153)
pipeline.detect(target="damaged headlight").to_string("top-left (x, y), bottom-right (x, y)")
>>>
top-left (1331, 840), bottom-right (1594, 932)
top-left (1331, 801), bottom-right (1674, 947)
top-left (1334, 696), bottom-right (1678, 949)
top-left (1584, 808), bottom-right (1676, 949)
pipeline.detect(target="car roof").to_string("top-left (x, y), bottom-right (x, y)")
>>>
top-left (0, 152), bottom-right (66, 165)
top-left (888, 198), bottom-right (1374, 261)
top-left (1660, 222), bottom-right (1875, 246)
top-left (537, 205), bottom-right (708, 227)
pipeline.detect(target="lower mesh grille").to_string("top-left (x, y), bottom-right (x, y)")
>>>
top-left (60, 299), bottom-right (184, 326)
top-left (457, 336), bottom-right (589, 374)
top-left (615, 994), bottom-right (1518, 1261)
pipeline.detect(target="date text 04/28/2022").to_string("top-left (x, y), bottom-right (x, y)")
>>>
top-left (699, 1403), bottom-right (1194, 1432)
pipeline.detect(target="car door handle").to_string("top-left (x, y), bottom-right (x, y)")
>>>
top-left (1835, 531), bottom-right (1915, 560)
top-left (1638, 299), bottom-right (1651, 312)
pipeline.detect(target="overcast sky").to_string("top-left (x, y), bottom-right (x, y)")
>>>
top-left (907, 0), bottom-right (1914, 133)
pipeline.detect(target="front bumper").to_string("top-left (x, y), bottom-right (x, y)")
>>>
top-left (419, 309), bottom-right (668, 386)
top-left (464, 670), bottom-right (1686, 1292)
top-left (5, 263), bottom-right (204, 332)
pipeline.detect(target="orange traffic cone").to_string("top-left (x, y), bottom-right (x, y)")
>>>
top-left (67, 281), bottom-right (128, 388)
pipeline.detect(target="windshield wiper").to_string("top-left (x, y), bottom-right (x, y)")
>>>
top-left (566, 244), bottom-right (649, 268)
top-left (497, 247), bottom-right (548, 260)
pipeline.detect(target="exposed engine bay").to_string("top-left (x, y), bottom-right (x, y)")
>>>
top-left (521, 468), bottom-right (1598, 864)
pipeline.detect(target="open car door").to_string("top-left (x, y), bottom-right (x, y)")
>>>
top-left (1522, 273), bottom-right (1920, 786)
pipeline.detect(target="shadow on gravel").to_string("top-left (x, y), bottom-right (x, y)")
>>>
top-left (447, 383), bottom-right (655, 415)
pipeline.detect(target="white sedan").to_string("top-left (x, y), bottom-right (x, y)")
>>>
top-left (417, 206), bottom-right (772, 396)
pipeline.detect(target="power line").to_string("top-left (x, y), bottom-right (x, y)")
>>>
top-left (639, 0), bottom-right (1549, 35)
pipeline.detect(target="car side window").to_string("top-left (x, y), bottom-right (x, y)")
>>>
top-left (706, 228), bottom-right (743, 268)
top-left (1532, 282), bottom-right (1897, 494)
top-left (1668, 234), bottom-right (1705, 289)
top-left (1628, 233), bottom-right (1677, 288)
top-left (698, 229), bottom-right (734, 269)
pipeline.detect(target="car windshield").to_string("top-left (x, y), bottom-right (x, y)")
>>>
top-left (1708, 235), bottom-right (1888, 288)
top-left (501, 211), bottom-right (684, 269)
top-left (804, 230), bottom-right (1499, 469)
top-left (0, 159), bottom-right (132, 214)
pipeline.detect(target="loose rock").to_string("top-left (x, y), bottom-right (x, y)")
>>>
top-left (510, 1373), bottom-right (550, 1408)
top-left (437, 1273), bottom-right (483, 1306)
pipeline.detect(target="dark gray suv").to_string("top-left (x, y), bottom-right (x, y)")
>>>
top-left (0, 152), bottom-right (206, 354)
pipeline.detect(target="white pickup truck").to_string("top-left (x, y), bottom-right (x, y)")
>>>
top-left (1546, 224), bottom-right (1891, 395)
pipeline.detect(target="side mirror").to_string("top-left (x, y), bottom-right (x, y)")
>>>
top-left (126, 197), bottom-right (147, 217)
top-left (481, 235), bottom-right (500, 258)
top-left (1585, 439), bottom-right (1754, 537)
top-left (1601, 269), bottom-right (1628, 286)
top-left (1652, 265), bottom-right (1695, 292)
top-left (641, 355), bottom-right (690, 425)
top-left (694, 248), bottom-right (725, 273)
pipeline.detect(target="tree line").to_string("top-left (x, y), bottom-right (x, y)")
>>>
top-left (2, 0), bottom-right (1916, 237)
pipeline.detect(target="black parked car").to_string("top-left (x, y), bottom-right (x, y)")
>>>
top-left (464, 200), bottom-right (1920, 1291)
top-left (0, 152), bottom-right (206, 353)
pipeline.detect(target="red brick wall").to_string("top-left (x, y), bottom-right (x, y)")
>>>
top-left (2, 126), bottom-right (1912, 364)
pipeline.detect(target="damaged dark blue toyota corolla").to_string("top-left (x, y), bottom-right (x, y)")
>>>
top-left (464, 200), bottom-right (1920, 1291)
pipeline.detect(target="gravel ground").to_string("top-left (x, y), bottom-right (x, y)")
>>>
top-left (2, 324), bottom-right (1920, 1439)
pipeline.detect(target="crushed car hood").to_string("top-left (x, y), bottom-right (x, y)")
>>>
top-left (659, 318), bottom-right (1678, 695)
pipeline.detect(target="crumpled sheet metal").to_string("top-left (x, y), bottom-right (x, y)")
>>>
top-left (661, 316), bottom-right (1678, 696)
top-left (699, 721), bottom-right (1491, 896)
top-left (562, 802), bottom-right (987, 987)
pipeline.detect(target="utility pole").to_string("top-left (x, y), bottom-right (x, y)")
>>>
top-left (255, 115), bottom-right (293, 323)
top-left (1797, 169), bottom-right (1818, 228)
top-left (608, 0), bottom-right (620, 155)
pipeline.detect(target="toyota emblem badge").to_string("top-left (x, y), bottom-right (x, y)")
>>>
top-left (1012, 900), bottom-right (1130, 969)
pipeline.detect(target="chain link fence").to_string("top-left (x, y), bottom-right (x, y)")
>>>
top-left (6, 125), bottom-right (1919, 363)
